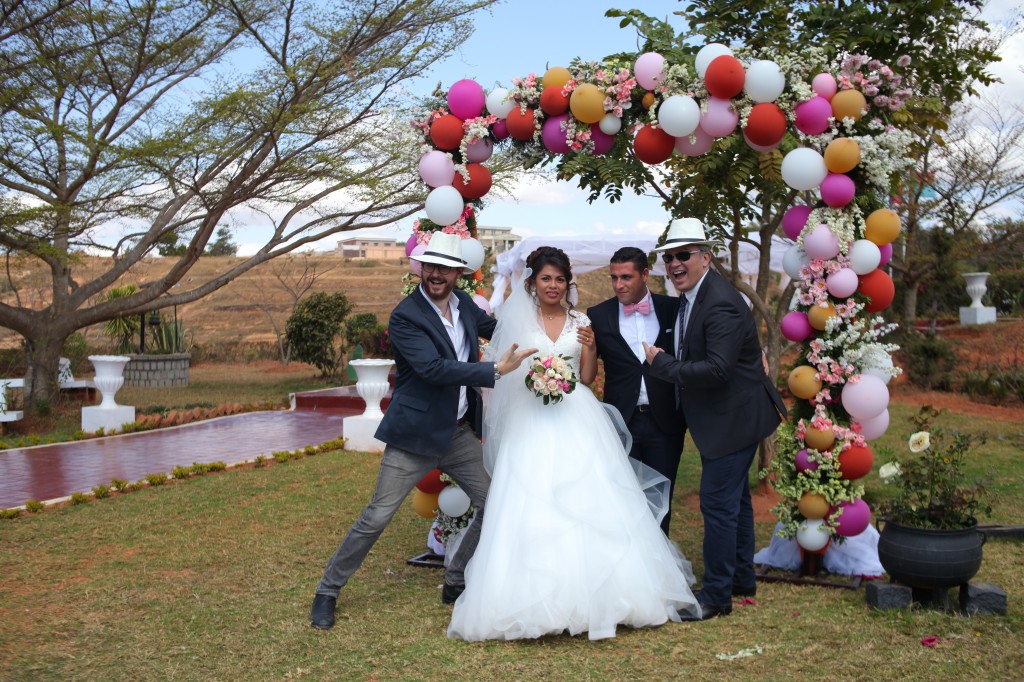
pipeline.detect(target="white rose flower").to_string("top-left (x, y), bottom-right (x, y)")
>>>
top-left (533, 379), bottom-right (545, 392)
top-left (879, 462), bottom-right (902, 483)
top-left (908, 431), bottom-right (930, 453)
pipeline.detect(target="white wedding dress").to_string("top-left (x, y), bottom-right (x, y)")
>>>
top-left (448, 278), bottom-right (700, 641)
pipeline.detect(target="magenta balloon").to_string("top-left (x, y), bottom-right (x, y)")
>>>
top-left (634, 52), bottom-right (666, 90)
top-left (590, 124), bottom-right (615, 155)
top-left (781, 311), bottom-right (813, 342)
top-left (820, 173), bottom-right (856, 208)
top-left (795, 448), bottom-right (819, 473)
top-left (699, 97), bottom-right (739, 138)
top-left (834, 498), bottom-right (871, 537)
top-left (418, 150), bottom-right (455, 188)
top-left (675, 127), bottom-right (714, 156)
top-left (826, 267), bottom-right (859, 298)
top-left (812, 73), bottom-right (838, 100)
top-left (802, 224), bottom-right (840, 260)
top-left (854, 408), bottom-right (889, 441)
top-left (541, 114), bottom-right (571, 154)
top-left (492, 119), bottom-right (509, 140)
top-left (465, 137), bottom-right (493, 163)
top-left (841, 374), bottom-right (889, 420)
top-left (405, 234), bottom-right (418, 257)
top-left (409, 243), bottom-right (427, 276)
top-left (447, 79), bottom-right (485, 120)
top-left (782, 205), bottom-right (813, 241)
top-left (878, 242), bottom-right (893, 267)
top-left (794, 96), bottom-right (833, 135)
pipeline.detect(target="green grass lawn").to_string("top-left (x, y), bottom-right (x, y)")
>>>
top-left (2, 398), bottom-right (1022, 681)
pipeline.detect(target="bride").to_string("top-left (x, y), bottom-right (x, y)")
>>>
top-left (447, 246), bottom-right (700, 641)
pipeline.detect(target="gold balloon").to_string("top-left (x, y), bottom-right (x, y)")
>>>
top-left (798, 492), bottom-right (830, 520)
top-left (807, 301), bottom-right (837, 331)
top-left (865, 208), bottom-right (901, 245)
top-left (788, 365), bottom-right (823, 400)
top-left (641, 91), bottom-right (656, 110)
top-left (831, 89), bottom-right (867, 122)
top-left (804, 425), bottom-right (836, 452)
top-left (411, 489), bottom-right (439, 518)
top-left (569, 83), bottom-right (607, 124)
top-left (542, 66), bottom-right (572, 91)
top-left (824, 137), bottom-right (861, 173)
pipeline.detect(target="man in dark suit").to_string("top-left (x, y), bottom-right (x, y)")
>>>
top-left (587, 247), bottom-right (685, 534)
top-left (643, 218), bottom-right (786, 621)
top-left (309, 234), bottom-right (536, 630)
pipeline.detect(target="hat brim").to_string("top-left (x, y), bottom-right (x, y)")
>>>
top-left (652, 238), bottom-right (721, 252)
top-left (411, 252), bottom-right (475, 274)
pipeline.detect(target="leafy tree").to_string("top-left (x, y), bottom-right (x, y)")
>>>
top-left (205, 226), bottom-right (238, 257)
top-left (0, 0), bottom-right (495, 411)
top-left (285, 292), bottom-right (353, 379)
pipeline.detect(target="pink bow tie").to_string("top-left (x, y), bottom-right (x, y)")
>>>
top-left (623, 300), bottom-right (651, 316)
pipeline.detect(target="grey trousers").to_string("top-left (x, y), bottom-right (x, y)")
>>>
top-left (315, 424), bottom-right (490, 597)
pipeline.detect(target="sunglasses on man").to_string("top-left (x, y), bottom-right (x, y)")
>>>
top-left (661, 249), bottom-right (702, 264)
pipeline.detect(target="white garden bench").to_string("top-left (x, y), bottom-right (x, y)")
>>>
top-left (0, 378), bottom-right (24, 422)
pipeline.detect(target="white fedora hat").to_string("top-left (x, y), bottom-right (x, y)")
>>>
top-left (653, 217), bottom-right (721, 252)
top-left (411, 233), bottom-right (474, 273)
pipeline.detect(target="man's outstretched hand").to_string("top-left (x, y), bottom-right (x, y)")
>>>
top-left (495, 343), bottom-right (539, 376)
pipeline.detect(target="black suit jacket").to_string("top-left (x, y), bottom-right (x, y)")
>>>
top-left (588, 293), bottom-right (684, 435)
top-left (649, 269), bottom-right (786, 459)
top-left (375, 287), bottom-right (497, 456)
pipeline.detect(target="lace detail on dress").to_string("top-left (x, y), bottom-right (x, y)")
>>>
top-left (537, 310), bottom-right (590, 376)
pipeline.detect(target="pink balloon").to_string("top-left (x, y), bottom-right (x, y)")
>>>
top-left (465, 137), bottom-right (493, 163)
top-left (795, 448), bottom-right (819, 473)
top-left (492, 119), bottom-right (509, 140)
top-left (833, 498), bottom-right (871, 537)
top-left (854, 408), bottom-right (889, 441)
top-left (782, 205), bottom-right (813, 241)
top-left (472, 294), bottom-right (492, 315)
top-left (634, 52), bottom-right (666, 90)
top-left (447, 79), bottom-right (485, 120)
top-left (878, 242), bottom-right (893, 267)
top-left (541, 114), bottom-right (571, 154)
top-left (794, 96), bottom-right (832, 135)
top-left (820, 173), bottom-right (856, 208)
top-left (802, 224), bottom-right (840, 260)
top-left (826, 268), bottom-right (859, 298)
top-left (812, 73), bottom-right (838, 100)
top-left (781, 311), bottom-right (813, 342)
top-left (409, 243), bottom-right (427, 276)
top-left (743, 130), bottom-right (778, 152)
top-left (699, 97), bottom-right (739, 138)
top-left (418, 150), bottom-right (455, 188)
top-left (590, 124), bottom-right (615, 155)
top-left (675, 127), bottom-right (714, 156)
top-left (841, 374), bottom-right (889, 420)
top-left (405, 234), bottom-right (418, 257)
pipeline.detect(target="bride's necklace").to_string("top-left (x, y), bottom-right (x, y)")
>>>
top-left (541, 308), bottom-right (566, 320)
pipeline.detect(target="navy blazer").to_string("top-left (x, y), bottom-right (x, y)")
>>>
top-left (648, 269), bottom-right (786, 459)
top-left (374, 287), bottom-right (497, 457)
top-left (588, 293), bottom-right (684, 435)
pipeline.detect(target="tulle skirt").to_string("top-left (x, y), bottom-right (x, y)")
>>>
top-left (447, 386), bottom-right (699, 641)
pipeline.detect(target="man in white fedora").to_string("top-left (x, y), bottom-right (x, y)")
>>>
top-left (642, 218), bottom-right (786, 621)
top-left (310, 233), bottom-right (536, 629)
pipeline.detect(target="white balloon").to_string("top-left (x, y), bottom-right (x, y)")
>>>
top-left (695, 43), bottom-right (733, 78)
top-left (860, 350), bottom-right (895, 385)
top-left (485, 87), bottom-right (515, 118)
top-left (796, 518), bottom-right (831, 551)
top-left (854, 408), bottom-right (890, 441)
top-left (744, 59), bottom-right (786, 103)
top-left (599, 113), bottom-right (622, 135)
top-left (781, 147), bottom-right (828, 191)
top-left (848, 239), bottom-right (882, 275)
top-left (657, 95), bottom-right (700, 137)
top-left (461, 237), bottom-right (485, 272)
top-left (438, 485), bottom-right (471, 517)
top-left (783, 244), bottom-right (811, 279)
top-left (424, 185), bottom-right (464, 226)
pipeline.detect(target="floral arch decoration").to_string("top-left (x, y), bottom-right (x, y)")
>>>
top-left (406, 44), bottom-right (915, 550)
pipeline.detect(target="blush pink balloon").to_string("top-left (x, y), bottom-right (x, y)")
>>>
top-left (465, 137), bottom-right (493, 163)
top-left (782, 205), bottom-right (813, 241)
top-left (841, 374), bottom-right (889, 420)
top-left (795, 448), bottom-right (819, 473)
top-left (854, 408), bottom-right (889, 441)
top-left (472, 294), bottom-right (492, 315)
top-left (541, 114), bottom-right (571, 154)
top-left (634, 52), bottom-right (666, 90)
top-left (418, 150), bottom-right (455, 188)
top-left (447, 79), bottom-right (485, 120)
top-left (409, 243), bottom-right (428, 277)
top-left (802, 224), bottom-right (840, 260)
top-left (699, 97), bottom-right (739, 138)
top-left (878, 242), bottom-right (893, 267)
top-left (675, 127), bottom-right (715, 156)
top-left (590, 124), bottom-right (615, 155)
top-left (405, 234), bottom-right (418, 257)
top-left (812, 73), bottom-right (838, 100)
top-left (826, 267), bottom-right (859, 298)
top-left (794, 96), bottom-right (833, 135)
top-left (833, 498), bottom-right (871, 537)
top-left (820, 173), bottom-right (856, 207)
top-left (781, 311), bottom-right (813, 342)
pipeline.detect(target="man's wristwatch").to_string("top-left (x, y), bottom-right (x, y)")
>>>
top-left (493, 365), bottom-right (501, 382)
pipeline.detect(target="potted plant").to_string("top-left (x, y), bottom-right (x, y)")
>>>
top-left (875, 405), bottom-right (991, 590)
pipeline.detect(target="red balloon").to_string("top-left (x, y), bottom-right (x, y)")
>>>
top-left (704, 55), bottom-right (745, 99)
top-left (452, 163), bottom-right (492, 199)
top-left (539, 86), bottom-right (569, 116)
top-left (838, 443), bottom-right (874, 480)
top-left (505, 107), bottom-right (536, 141)
top-left (858, 269), bottom-right (895, 312)
top-left (430, 114), bottom-right (464, 151)
top-left (416, 468), bottom-right (445, 494)
top-left (633, 124), bottom-right (675, 164)
top-left (744, 102), bottom-right (787, 146)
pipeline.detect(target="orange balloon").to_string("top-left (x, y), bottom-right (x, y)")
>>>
top-left (429, 114), bottom-right (465, 151)
top-left (838, 443), bottom-right (874, 480)
top-left (787, 365), bottom-right (822, 400)
top-left (505, 106), bottom-right (536, 141)
top-left (865, 208), bottom-right (901, 245)
top-left (832, 89), bottom-right (867, 122)
top-left (824, 137), bottom-right (861, 173)
top-left (411, 489), bottom-right (439, 518)
top-left (807, 301), bottom-right (837, 331)
top-left (642, 91), bottom-right (656, 109)
top-left (540, 86), bottom-right (569, 116)
top-left (452, 163), bottom-right (492, 199)
top-left (799, 492), bottom-right (830, 520)
top-left (569, 83), bottom-right (606, 124)
top-left (804, 424), bottom-right (836, 452)
top-left (633, 124), bottom-right (675, 165)
top-left (858, 269), bottom-right (895, 312)
top-left (542, 66), bottom-right (572, 90)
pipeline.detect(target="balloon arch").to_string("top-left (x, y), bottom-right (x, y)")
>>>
top-left (405, 44), bottom-right (913, 555)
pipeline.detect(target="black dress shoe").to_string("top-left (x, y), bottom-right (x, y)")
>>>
top-left (679, 590), bottom-right (733, 621)
top-left (309, 594), bottom-right (337, 630)
top-left (732, 584), bottom-right (757, 598)
top-left (441, 583), bottom-right (465, 604)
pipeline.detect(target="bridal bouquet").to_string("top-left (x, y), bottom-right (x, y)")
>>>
top-left (524, 353), bottom-right (578, 405)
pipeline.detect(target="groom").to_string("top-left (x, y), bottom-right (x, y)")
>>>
top-left (587, 246), bottom-right (685, 534)
top-left (309, 233), bottom-right (536, 630)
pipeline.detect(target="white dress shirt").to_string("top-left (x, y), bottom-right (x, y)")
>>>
top-left (618, 290), bottom-right (660, 407)
top-left (422, 286), bottom-right (469, 420)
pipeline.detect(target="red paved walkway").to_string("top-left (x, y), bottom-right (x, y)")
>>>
top-left (0, 388), bottom-right (372, 508)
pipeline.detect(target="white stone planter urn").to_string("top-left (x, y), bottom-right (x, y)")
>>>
top-left (82, 355), bottom-right (135, 433)
top-left (963, 272), bottom-right (990, 308)
top-left (349, 359), bottom-right (395, 418)
top-left (959, 272), bottom-right (996, 326)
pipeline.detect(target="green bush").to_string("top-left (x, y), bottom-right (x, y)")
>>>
top-left (208, 461), bottom-right (227, 472)
top-left (899, 332), bottom-right (956, 390)
top-left (1, 508), bottom-right (21, 520)
top-left (69, 491), bottom-right (90, 505)
top-left (110, 478), bottom-right (128, 492)
top-left (285, 292), bottom-right (353, 378)
top-left (61, 333), bottom-right (90, 374)
top-left (91, 484), bottom-right (111, 499)
top-left (988, 268), bottom-right (1024, 315)
top-left (961, 369), bottom-right (1009, 403)
top-left (24, 499), bottom-right (44, 513)
top-left (171, 465), bottom-right (192, 480)
top-left (144, 473), bottom-right (168, 487)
